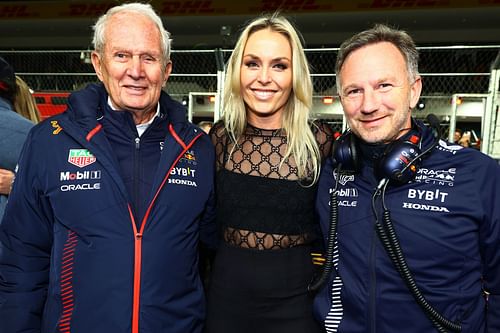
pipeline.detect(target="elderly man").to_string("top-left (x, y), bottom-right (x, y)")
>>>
top-left (0, 3), bottom-right (215, 333)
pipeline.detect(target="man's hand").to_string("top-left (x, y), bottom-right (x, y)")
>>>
top-left (0, 169), bottom-right (15, 195)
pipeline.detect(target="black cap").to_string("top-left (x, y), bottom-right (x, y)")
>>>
top-left (0, 56), bottom-right (16, 95)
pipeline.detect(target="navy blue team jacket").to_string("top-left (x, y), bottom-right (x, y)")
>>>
top-left (0, 84), bottom-right (216, 333)
top-left (314, 120), bottom-right (500, 332)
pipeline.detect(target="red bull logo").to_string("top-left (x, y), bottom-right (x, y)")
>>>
top-left (183, 151), bottom-right (196, 161)
top-left (180, 150), bottom-right (198, 165)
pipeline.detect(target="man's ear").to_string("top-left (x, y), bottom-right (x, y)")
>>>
top-left (91, 51), bottom-right (104, 82)
top-left (409, 75), bottom-right (422, 108)
top-left (163, 61), bottom-right (173, 87)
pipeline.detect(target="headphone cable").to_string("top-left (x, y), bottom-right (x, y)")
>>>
top-left (308, 164), bottom-right (341, 292)
top-left (375, 179), bottom-right (461, 332)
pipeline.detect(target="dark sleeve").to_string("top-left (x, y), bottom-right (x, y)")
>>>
top-left (0, 131), bottom-right (53, 332)
top-left (312, 152), bottom-right (336, 323)
top-left (198, 132), bottom-right (218, 249)
top-left (480, 158), bottom-right (500, 331)
top-left (199, 186), bottom-right (218, 249)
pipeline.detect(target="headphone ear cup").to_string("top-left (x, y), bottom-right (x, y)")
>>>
top-left (333, 132), bottom-right (359, 173)
top-left (377, 141), bottom-right (421, 184)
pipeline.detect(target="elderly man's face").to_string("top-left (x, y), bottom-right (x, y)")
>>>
top-left (92, 11), bottom-right (171, 118)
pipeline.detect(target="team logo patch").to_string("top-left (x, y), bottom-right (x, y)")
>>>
top-left (68, 149), bottom-right (96, 168)
top-left (181, 150), bottom-right (197, 165)
top-left (51, 120), bottom-right (63, 135)
top-left (333, 170), bottom-right (354, 186)
top-left (183, 151), bottom-right (196, 161)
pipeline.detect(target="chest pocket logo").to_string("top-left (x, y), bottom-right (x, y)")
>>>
top-left (68, 149), bottom-right (96, 168)
top-left (181, 149), bottom-right (197, 165)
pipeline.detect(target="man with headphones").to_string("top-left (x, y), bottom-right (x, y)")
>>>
top-left (312, 24), bottom-right (500, 332)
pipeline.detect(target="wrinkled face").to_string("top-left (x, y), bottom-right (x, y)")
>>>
top-left (240, 28), bottom-right (293, 129)
top-left (91, 12), bottom-right (171, 117)
top-left (338, 42), bottom-right (421, 143)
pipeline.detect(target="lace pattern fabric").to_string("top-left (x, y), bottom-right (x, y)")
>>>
top-left (210, 120), bottom-right (334, 250)
top-left (211, 121), bottom-right (334, 179)
top-left (223, 227), bottom-right (313, 250)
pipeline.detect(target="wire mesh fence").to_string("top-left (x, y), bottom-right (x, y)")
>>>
top-left (3, 46), bottom-right (497, 97)
top-left (1, 45), bottom-right (499, 156)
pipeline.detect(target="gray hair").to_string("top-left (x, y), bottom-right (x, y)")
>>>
top-left (92, 3), bottom-right (172, 67)
top-left (335, 24), bottom-right (419, 94)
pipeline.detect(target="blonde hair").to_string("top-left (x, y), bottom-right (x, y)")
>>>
top-left (223, 13), bottom-right (321, 183)
top-left (14, 76), bottom-right (40, 123)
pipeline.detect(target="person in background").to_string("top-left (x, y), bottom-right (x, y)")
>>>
top-left (453, 128), bottom-right (462, 144)
top-left (205, 13), bottom-right (334, 333)
top-left (314, 24), bottom-right (500, 332)
top-left (0, 75), bottom-right (41, 206)
top-left (458, 130), bottom-right (472, 148)
top-left (0, 57), bottom-right (35, 221)
top-left (13, 75), bottom-right (41, 124)
top-left (0, 3), bottom-right (216, 333)
top-left (198, 120), bottom-right (213, 134)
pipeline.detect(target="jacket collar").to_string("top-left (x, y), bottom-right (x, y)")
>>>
top-left (66, 83), bottom-right (188, 131)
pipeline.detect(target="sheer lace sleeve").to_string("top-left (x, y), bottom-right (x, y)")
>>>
top-left (209, 120), bottom-right (228, 171)
top-left (311, 119), bottom-right (335, 161)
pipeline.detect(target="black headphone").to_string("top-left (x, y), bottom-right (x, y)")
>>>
top-left (332, 117), bottom-right (438, 184)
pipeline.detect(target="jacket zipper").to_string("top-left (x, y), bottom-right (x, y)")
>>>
top-left (129, 129), bottom-right (203, 333)
top-left (129, 205), bottom-right (142, 333)
top-left (133, 137), bottom-right (141, 223)
top-left (368, 173), bottom-right (379, 333)
top-left (369, 227), bottom-right (377, 333)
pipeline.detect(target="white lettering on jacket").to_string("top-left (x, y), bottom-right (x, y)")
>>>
top-left (60, 183), bottom-right (101, 192)
top-left (402, 202), bottom-right (449, 212)
top-left (407, 189), bottom-right (448, 203)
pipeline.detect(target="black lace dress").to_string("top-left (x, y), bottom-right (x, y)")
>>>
top-left (205, 121), bottom-right (333, 333)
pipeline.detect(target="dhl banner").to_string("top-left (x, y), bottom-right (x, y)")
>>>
top-left (0, 0), bottom-right (499, 19)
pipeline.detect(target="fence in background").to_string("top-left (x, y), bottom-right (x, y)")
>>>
top-left (1, 45), bottom-right (499, 157)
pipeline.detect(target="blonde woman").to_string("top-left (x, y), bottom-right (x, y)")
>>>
top-left (206, 14), bottom-right (333, 333)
